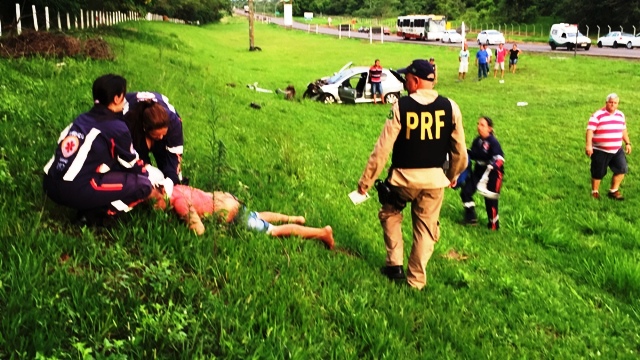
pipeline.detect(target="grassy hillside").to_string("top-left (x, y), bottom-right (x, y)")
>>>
top-left (0, 15), bottom-right (639, 358)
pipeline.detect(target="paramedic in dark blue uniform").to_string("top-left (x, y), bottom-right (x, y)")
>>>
top-left (123, 91), bottom-right (186, 185)
top-left (43, 74), bottom-right (152, 220)
top-left (460, 116), bottom-right (504, 230)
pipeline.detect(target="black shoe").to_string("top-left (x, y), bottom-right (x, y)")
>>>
top-left (380, 265), bottom-right (406, 281)
top-left (464, 207), bottom-right (478, 226)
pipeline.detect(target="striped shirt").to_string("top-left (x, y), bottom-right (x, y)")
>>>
top-left (587, 108), bottom-right (626, 153)
top-left (369, 65), bottom-right (383, 83)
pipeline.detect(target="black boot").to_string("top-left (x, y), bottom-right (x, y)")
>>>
top-left (380, 265), bottom-right (406, 281)
top-left (464, 207), bottom-right (478, 225)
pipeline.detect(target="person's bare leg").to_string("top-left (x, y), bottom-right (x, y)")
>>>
top-left (610, 173), bottom-right (624, 191)
top-left (591, 178), bottom-right (601, 193)
top-left (269, 224), bottom-right (334, 249)
top-left (257, 211), bottom-right (305, 225)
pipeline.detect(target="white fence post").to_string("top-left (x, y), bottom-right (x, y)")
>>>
top-left (74, 16), bottom-right (78, 29)
top-left (45, 7), bottom-right (50, 30)
top-left (369, 27), bottom-right (372, 44)
top-left (16, 3), bottom-right (22, 35)
top-left (381, 30), bottom-right (384, 44)
top-left (32, 5), bottom-right (38, 31)
top-left (57, 12), bottom-right (61, 30)
top-left (91, 11), bottom-right (94, 28)
top-left (316, 24), bottom-right (318, 34)
top-left (80, 9), bottom-right (84, 29)
top-left (66, 13), bottom-right (70, 30)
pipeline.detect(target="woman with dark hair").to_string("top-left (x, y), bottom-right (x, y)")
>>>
top-left (460, 116), bottom-right (505, 230)
top-left (43, 74), bottom-right (152, 224)
top-left (123, 91), bottom-right (186, 185)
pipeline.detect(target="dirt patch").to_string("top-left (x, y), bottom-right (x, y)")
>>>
top-left (0, 30), bottom-right (113, 60)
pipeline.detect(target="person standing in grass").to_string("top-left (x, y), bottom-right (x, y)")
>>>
top-left (428, 57), bottom-right (438, 86)
top-left (493, 43), bottom-right (507, 79)
top-left (475, 44), bottom-right (489, 80)
top-left (43, 74), bottom-right (152, 224)
top-left (586, 93), bottom-right (632, 200)
top-left (460, 116), bottom-right (504, 230)
top-left (357, 59), bottom-right (467, 290)
top-left (146, 171), bottom-right (335, 249)
top-left (508, 43), bottom-right (522, 74)
top-left (369, 59), bottom-right (384, 104)
top-left (458, 42), bottom-right (470, 81)
top-left (124, 91), bottom-right (187, 186)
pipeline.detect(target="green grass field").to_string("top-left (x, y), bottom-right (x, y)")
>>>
top-left (1, 15), bottom-right (639, 358)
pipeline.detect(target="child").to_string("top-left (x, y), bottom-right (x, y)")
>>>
top-left (147, 172), bottom-right (335, 249)
top-left (460, 116), bottom-right (504, 230)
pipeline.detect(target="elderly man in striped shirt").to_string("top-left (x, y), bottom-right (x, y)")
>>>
top-left (585, 93), bottom-right (632, 200)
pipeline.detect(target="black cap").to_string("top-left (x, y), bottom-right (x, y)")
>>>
top-left (397, 60), bottom-right (435, 81)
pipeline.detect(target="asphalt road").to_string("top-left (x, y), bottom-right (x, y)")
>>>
top-left (247, 12), bottom-right (640, 60)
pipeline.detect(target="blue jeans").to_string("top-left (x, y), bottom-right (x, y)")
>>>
top-left (371, 82), bottom-right (382, 96)
top-left (478, 63), bottom-right (488, 79)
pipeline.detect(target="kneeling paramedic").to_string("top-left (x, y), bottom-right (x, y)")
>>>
top-left (357, 59), bottom-right (468, 290)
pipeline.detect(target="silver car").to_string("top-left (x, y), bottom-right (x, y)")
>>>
top-left (303, 62), bottom-right (405, 104)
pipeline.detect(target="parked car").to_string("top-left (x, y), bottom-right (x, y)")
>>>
top-left (441, 29), bottom-right (463, 43)
top-left (476, 30), bottom-right (505, 45)
top-left (303, 62), bottom-right (405, 105)
top-left (597, 31), bottom-right (640, 49)
top-left (548, 23), bottom-right (591, 50)
top-left (357, 26), bottom-right (369, 33)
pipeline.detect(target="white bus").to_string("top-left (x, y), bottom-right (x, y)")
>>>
top-left (396, 14), bottom-right (447, 41)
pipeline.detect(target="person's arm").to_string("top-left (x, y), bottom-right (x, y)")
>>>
top-left (113, 125), bottom-right (146, 174)
top-left (446, 100), bottom-right (468, 182)
top-left (358, 103), bottom-right (401, 194)
top-left (585, 129), bottom-right (594, 157)
top-left (586, 114), bottom-right (598, 157)
top-left (155, 115), bottom-right (184, 184)
top-left (172, 189), bottom-right (205, 235)
top-left (623, 128), bottom-right (632, 154)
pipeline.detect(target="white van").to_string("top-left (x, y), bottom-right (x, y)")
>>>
top-left (549, 23), bottom-right (592, 50)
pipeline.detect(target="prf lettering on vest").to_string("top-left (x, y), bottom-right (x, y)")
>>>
top-left (405, 110), bottom-right (446, 140)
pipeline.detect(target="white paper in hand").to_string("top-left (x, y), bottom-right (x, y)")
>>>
top-left (348, 190), bottom-right (370, 205)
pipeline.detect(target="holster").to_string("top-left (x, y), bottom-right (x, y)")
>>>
top-left (374, 179), bottom-right (407, 211)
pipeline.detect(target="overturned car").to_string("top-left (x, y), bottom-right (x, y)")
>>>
top-left (303, 62), bottom-right (405, 104)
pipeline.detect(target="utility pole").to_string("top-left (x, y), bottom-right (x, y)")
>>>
top-left (248, 0), bottom-right (256, 50)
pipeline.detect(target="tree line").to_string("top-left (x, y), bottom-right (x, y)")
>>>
top-left (287, 0), bottom-right (639, 32)
top-left (1, 0), bottom-right (231, 27)
top-left (2, 0), bottom-right (638, 31)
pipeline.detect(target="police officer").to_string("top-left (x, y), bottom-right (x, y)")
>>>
top-left (43, 74), bottom-right (152, 223)
top-left (357, 59), bottom-right (468, 290)
top-left (123, 91), bottom-right (186, 185)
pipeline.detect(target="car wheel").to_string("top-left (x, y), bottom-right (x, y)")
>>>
top-left (627, 41), bottom-right (633, 49)
top-left (612, 41), bottom-right (618, 48)
top-left (597, 41), bottom-right (602, 48)
top-left (486, 40), bottom-right (490, 45)
top-left (567, 43), bottom-right (574, 50)
top-left (321, 94), bottom-right (335, 104)
top-left (550, 43), bottom-right (556, 50)
top-left (449, 38), bottom-right (452, 43)
top-left (477, 39), bottom-right (481, 45)
top-left (302, 89), bottom-right (314, 98)
top-left (585, 44), bottom-right (591, 50)
top-left (384, 92), bottom-right (399, 104)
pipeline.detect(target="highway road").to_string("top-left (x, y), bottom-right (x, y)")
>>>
top-left (247, 12), bottom-right (640, 60)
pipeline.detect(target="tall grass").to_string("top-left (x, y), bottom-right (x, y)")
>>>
top-left (0, 15), bottom-right (639, 358)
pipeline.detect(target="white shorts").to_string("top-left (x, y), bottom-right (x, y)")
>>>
top-left (494, 62), bottom-right (505, 70)
top-left (459, 63), bottom-right (469, 73)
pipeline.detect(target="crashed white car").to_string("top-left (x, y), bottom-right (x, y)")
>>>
top-left (303, 62), bottom-right (405, 104)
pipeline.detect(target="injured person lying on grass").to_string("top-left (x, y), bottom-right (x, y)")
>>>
top-left (146, 166), bottom-right (334, 249)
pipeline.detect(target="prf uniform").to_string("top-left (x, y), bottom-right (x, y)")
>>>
top-left (359, 89), bottom-right (467, 289)
top-left (43, 105), bottom-right (152, 216)
top-left (124, 91), bottom-right (185, 185)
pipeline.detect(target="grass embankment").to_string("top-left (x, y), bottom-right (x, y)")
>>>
top-left (0, 15), bottom-right (639, 358)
